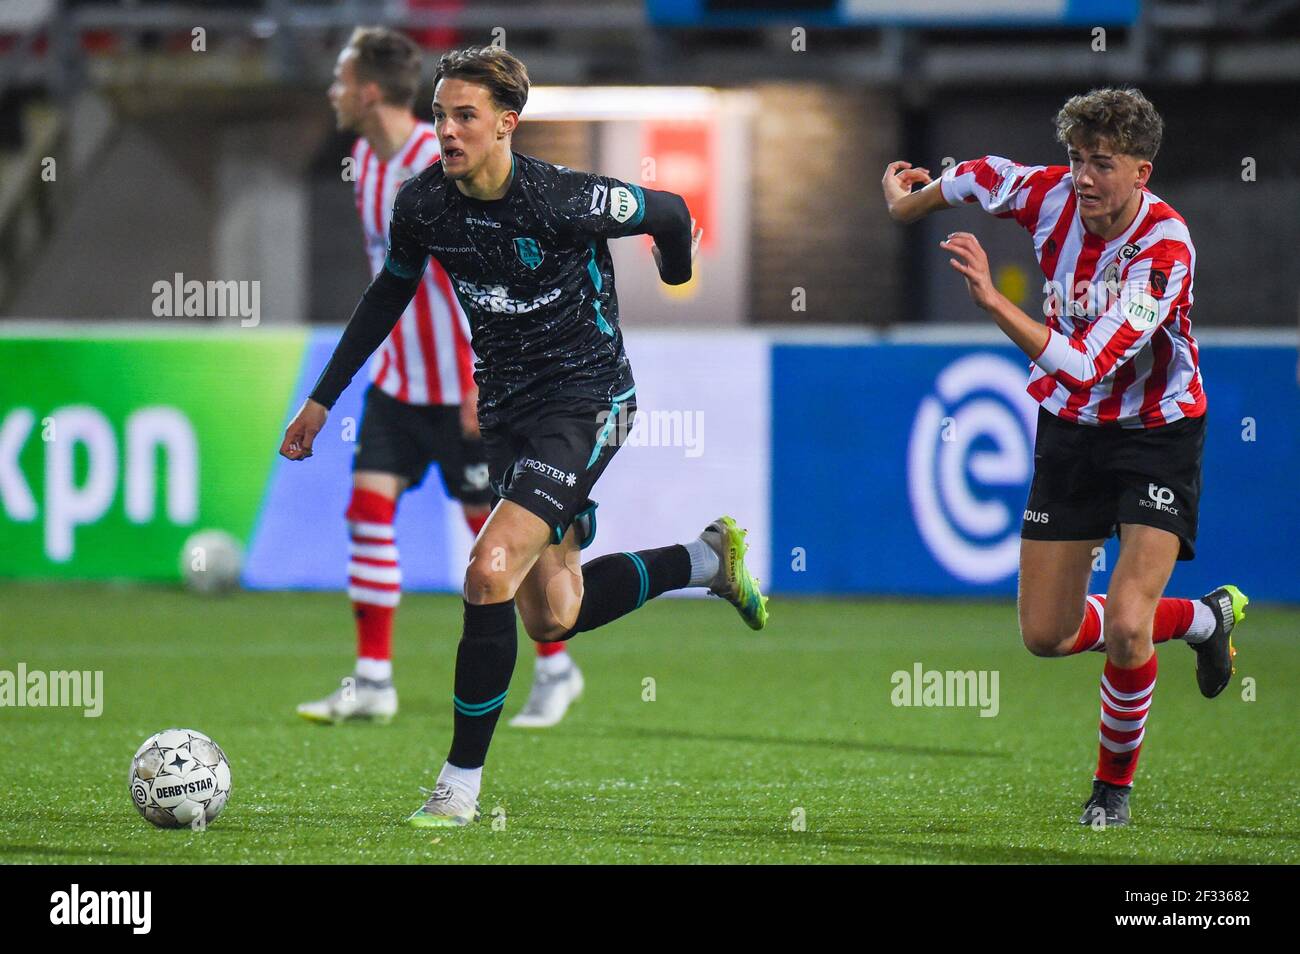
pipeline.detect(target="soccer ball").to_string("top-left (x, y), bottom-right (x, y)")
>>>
top-left (180, 529), bottom-right (243, 594)
top-left (129, 728), bottom-right (232, 829)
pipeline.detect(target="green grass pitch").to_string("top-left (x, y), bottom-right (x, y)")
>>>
top-left (1, 582), bottom-right (1295, 864)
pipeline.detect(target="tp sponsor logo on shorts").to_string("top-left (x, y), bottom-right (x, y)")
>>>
top-left (1140, 483), bottom-right (1179, 516)
top-left (908, 353), bottom-right (1039, 584)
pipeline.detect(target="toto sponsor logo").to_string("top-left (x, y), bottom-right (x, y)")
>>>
top-left (907, 353), bottom-right (1039, 584)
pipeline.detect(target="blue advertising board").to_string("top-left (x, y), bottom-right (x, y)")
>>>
top-left (771, 339), bottom-right (1300, 602)
top-left (648, 1), bottom-right (1140, 28)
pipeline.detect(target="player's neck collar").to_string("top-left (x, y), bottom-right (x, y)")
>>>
top-left (455, 152), bottom-right (517, 206)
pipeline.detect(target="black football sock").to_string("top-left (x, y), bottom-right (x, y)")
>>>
top-left (562, 545), bottom-right (692, 638)
top-left (447, 599), bottom-right (518, 769)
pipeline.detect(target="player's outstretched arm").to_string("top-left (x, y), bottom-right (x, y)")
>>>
top-left (882, 161), bottom-right (948, 224)
top-left (278, 263), bottom-right (422, 461)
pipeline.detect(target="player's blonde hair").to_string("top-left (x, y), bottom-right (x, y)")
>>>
top-left (346, 27), bottom-right (423, 107)
top-left (1055, 87), bottom-right (1164, 160)
top-left (433, 46), bottom-right (530, 115)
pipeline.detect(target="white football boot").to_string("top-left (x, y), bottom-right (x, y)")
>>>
top-left (508, 659), bottom-right (584, 728)
top-left (296, 676), bottom-right (398, 725)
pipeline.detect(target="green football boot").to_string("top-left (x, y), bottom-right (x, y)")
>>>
top-left (701, 516), bottom-right (770, 631)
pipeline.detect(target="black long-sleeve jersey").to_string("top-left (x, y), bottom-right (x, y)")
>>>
top-left (311, 152), bottom-right (694, 429)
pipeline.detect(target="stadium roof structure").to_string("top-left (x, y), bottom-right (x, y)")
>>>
top-left (4, 0), bottom-right (1300, 103)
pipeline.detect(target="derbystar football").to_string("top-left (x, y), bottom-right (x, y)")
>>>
top-left (129, 728), bottom-right (232, 829)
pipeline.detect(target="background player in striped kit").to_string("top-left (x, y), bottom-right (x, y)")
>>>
top-left (882, 87), bottom-right (1248, 827)
top-left (296, 28), bottom-right (585, 730)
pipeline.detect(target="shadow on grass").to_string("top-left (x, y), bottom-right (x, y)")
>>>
top-left (517, 820), bottom-right (1270, 865)
top-left (563, 724), bottom-right (1008, 760)
top-left (0, 842), bottom-right (147, 862)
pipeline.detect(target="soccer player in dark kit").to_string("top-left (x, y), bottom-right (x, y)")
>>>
top-left (280, 46), bottom-right (769, 826)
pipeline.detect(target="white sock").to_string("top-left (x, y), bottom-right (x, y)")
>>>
top-left (356, 657), bottom-right (392, 682)
top-left (536, 650), bottom-right (571, 676)
top-left (1184, 600), bottom-right (1216, 643)
top-left (439, 762), bottom-right (482, 799)
top-left (685, 537), bottom-right (719, 587)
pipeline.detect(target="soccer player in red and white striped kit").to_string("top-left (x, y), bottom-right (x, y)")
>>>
top-left (297, 27), bottom-right (583, 729)
top-left (883, 88), bottom-right (1248, 826)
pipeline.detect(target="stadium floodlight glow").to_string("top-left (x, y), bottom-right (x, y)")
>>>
top-left (524, 86), bottom-right (721, 121)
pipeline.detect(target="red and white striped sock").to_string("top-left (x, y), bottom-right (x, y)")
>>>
top-left (1068, 595), bottom-right (1205, 655)
top-left (347, 489), bottom-right (399, 682)
top-left (535, 639), bottom-right (568, 662)
top-left (1068, 595), bottom-right (1108, 653)
top-left (1096, 654), bottom-right (1157, 787)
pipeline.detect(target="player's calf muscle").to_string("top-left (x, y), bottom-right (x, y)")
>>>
top-left (516, 546), bottom-right (583, 641)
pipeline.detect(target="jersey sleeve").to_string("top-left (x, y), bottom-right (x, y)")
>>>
top-left (554, 169), bottom-right (651, 240)
top-left (1032, 238), bottom-right (1192, 391)
top-left (552, 166), bottom-right (694, 284)
top-left (383, 180), bottom-right (430, 281)
top-left (941, 155), bottom-right (1048, 221)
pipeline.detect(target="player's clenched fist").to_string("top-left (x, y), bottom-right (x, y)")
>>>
top-left (280, 398), bottom-right (328, 461)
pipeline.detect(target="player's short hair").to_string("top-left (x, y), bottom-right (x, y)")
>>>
top-left (1054, 87), bottom-right (1163, 160)
top-left (433, 46), bottom-right (530, 115)
top-left (345, 27), bottom-right (423, 107)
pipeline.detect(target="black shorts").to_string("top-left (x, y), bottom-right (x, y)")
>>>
top-left (353, 385), bottom-right (494, 505)
top-left (483, 388), bottom-right (637, 545)
top-left (1021, 407), bottom-right (1205, 560)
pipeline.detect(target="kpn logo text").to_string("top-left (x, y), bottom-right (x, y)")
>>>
top-left (0, 406), bottom-right (197, 561)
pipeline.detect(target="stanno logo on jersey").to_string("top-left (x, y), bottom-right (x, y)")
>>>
top-left (590, 182), bottom-right (608, 215)
top-left (514, 237), bottom-right (544, 269)
top-left (1119, 242), bottom-right (1140, 261)
top-left (465, 215), bottom-right (502, 229)
top-left (609, 186), bottom-right (639, 223)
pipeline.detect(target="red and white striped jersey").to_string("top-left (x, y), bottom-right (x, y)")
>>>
top-left (351, 121), bottom-right (475, 406)
top-left (941, 155), bottom-right (1205, 429)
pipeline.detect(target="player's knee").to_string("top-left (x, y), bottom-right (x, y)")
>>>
top-left (1018, 612), bottom-right (1079, 657)
top-left (1019, 624), bottom-right (1065, 657)
top-left (524, 618), bottom-right (571, 644)
top-left (1102, 612), bottom-right (1148, 650)
top-left (463, 559), bottom-right (516, 605)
